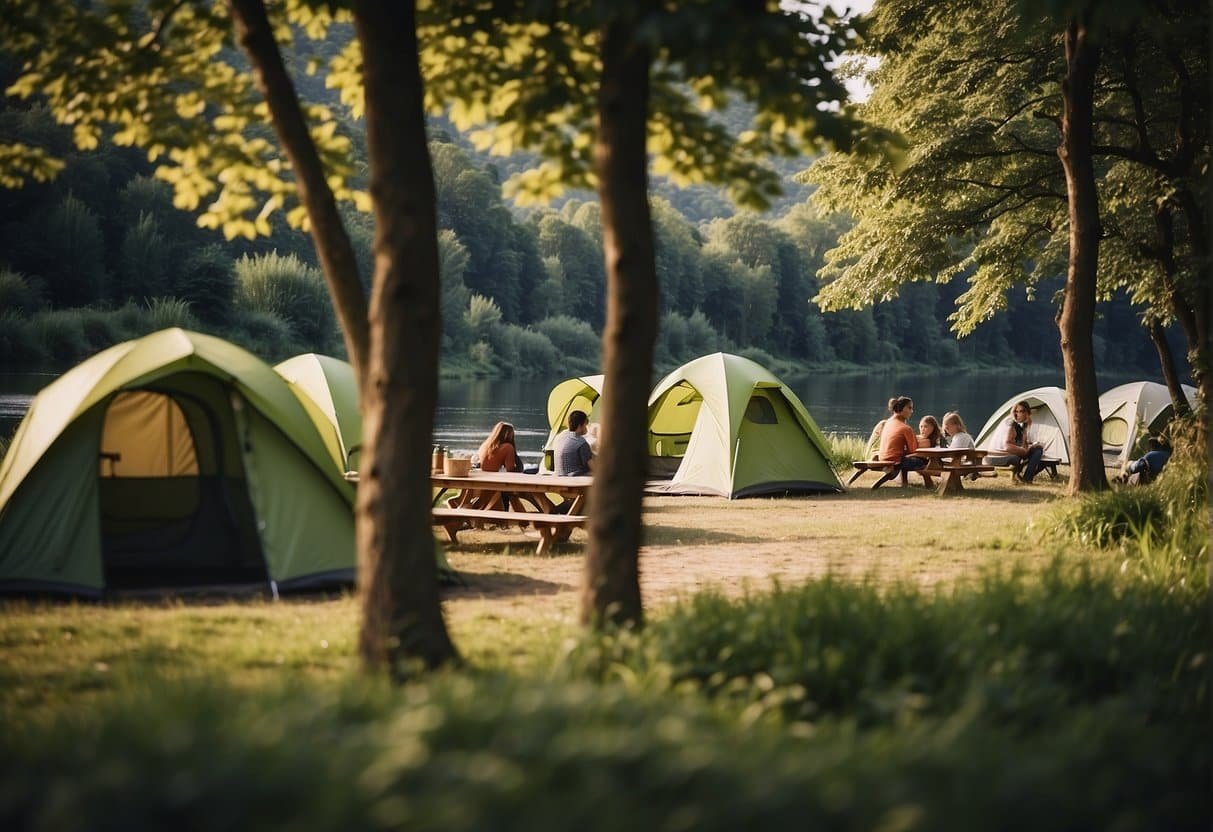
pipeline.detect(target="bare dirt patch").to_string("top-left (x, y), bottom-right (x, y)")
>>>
top-left (442, 474), bottom-right (1068, 626)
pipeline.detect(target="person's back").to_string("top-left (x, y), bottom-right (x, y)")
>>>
top-left (554, 409), bottom-right (593, 476)
top-left (878, 418), bottom-right (917, 463)
top-left (947, 431), bottom-right (975, 451)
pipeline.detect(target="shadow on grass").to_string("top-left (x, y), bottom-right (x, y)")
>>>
top-left (643, 524), bottom-right (765, 546)
top-left (443, 570), bottom-right (571, 598)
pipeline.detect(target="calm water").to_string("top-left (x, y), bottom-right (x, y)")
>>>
top-left (1, 367), bottom-right (1156, 463)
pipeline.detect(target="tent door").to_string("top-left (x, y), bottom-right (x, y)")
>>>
top-left (98, 388), bottom-right (267, 590)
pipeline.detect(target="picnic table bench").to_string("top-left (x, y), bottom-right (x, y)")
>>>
top-left (986, 455), bottom-right (1062, 481)
top-left (432, 507), bottom-right (587, 556)
top-left (847, 448), bottom-right (995, 496)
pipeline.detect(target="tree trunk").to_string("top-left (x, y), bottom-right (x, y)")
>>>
top-left (1147, 320), bottom-right (1190, 414)
top-left (228, 0), bottom-right (369, 382)
top-left (581, 21), bottom-right (656, 628)
top-left (352, 0), bottom-right (458, 673)
top-left (1057, 18), bottom-right (1107, 494)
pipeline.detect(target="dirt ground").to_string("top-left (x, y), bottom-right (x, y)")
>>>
top-left (441, 473), bottom-right (1068, 626)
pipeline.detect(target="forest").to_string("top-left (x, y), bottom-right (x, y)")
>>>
top-left (0, 53), bottom-right (1177, 380)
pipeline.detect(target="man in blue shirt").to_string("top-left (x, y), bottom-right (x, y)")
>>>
top-left (1115, 436), bottom-right (1171, 486)
top-left (553, 409), bottom-right (594, 476)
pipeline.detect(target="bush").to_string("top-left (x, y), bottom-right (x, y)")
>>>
top-left (564, 562), bottom-right (1209, 731)
top-left (114, 212), bottom-right (170, 301)
top-left (235, 252), bottom-right (335, 351)
top-left (0, 671), bottom-right (1206, 832)
top-left (1046, 487), bottom-right (1168, 548)
top-left (39, 195), bottom-right (107, 307)
top-left (172, 245), bottom-right (236, 324)
top-left (0, 269), bottom-right (45, 314)
top-left (225, 308), bottom-right (303, 362)
top-left (0, 311), bottom-right (47, 366)
top-left (144, 297), bottom-right (196, 331)
top-left (737, 346), bottom-right (777, 369)
top-left (465, 294), bottom-right (503, 342)
top-left (30, 310), bottom-right (89, 365)
top-left (534, 314), bottom-right (598, 364)
top-left (824, 432), bottom-right (867, 473)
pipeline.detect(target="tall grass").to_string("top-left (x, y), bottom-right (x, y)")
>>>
top-left (824, 432), bottom-right (867, 473)
top-left (235, 252), bottom-right (335, 350)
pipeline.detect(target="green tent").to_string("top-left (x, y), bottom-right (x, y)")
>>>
top-left (0, 329), bottom-right (356, 597)
top-left (645, 353), bottom-right (842, 498)
top-left (274, 352), bottom-right (458, 582)
top-left (541, 374), bottom-right (604, 471)
top-left (275, 353), bottom-right (363, 473)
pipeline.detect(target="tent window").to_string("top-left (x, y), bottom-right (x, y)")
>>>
top-left (744, 395), bottom-right (778, 425)
top-left (1101, 417), bottom-right (1128, 446)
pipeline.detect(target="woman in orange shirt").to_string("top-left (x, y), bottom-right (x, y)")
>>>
top-left (873, 396), bottom-right (929, 489)
top-left (477, 421), bottom-right (524, 473)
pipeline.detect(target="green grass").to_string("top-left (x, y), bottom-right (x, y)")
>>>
top-left (1, 465), bottom-right (1208, 829)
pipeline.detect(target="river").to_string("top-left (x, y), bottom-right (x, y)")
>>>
top-left (2, 367), bottom-right (1156, 463)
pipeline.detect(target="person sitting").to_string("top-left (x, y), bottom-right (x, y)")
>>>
top-left (871, 396), bottom-right (929, 489)
top-left (865, 419), bottom-right (887, 460)
top-left (918, 415), bottom-right (943, 448)
top-left (1115, 436), bottom-right (1171, 486)
top-left (553, 409), bottom-right (594, 477)
top-left (584, 422), bottom-right (602, 454)
top-left (477, 421), bottom-right (524, 473)
top-left (986, 400), bottom-right (1044, 483)
top-left (942, 411), bottom-right (975, 451)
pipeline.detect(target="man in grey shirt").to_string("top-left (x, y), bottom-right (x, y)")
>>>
top-left (553, 410), bottom-right (594, 476)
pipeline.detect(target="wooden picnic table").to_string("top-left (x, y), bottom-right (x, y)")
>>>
top-left (433, 470), bottom-right (592, 554)
top-left (910, 447), bottom-right (994, 496)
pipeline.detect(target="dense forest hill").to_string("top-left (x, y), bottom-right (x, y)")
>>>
top-left (0, 49), bottom-right (1183, 383)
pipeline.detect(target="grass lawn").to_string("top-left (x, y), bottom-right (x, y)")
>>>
top-left (2, 472), bottom-right (1208, 830)
top-left (0, 472), bottom-right (1083, 715)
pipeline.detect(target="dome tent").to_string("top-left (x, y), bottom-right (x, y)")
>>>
top-left (644, 353), bottom-right (841, 498)
top-left (0, 329), bottom-right (355, 597)
top-left (275, 353), bottom-right (363, 473)
top-left (541, 374), bottom-right (604, 471)
top-left (1098, 381), bottom-right (1196, 467)
top-left (974, 386), bottom-right (1071, 464)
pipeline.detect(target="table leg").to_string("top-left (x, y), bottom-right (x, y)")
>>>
top-left (938, 470), bottom-right (964, 496)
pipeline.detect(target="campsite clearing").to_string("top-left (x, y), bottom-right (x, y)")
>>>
top-left (1, 473), bottom-right (1076, 717)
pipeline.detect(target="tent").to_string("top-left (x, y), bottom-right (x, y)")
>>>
top-left (644, 353), bottom-right (841, 497)
top-left (541, 374), bottom-right (604, 471)
top-left (1099, 381), bottom-right (1197, 467)
top-left (0, 329), bottom-right (356, 597)
top-left (275, 353), bottom-right (363, 473)
top-left (974, 386), bottom-right (1071, 463)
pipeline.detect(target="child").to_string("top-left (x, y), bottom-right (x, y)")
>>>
top-left (942, 411), bottom-right (974, 450)
top-left (917, 414), bottom-right (943, 448)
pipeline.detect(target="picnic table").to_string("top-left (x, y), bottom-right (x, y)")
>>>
top-left (433, 470), bottom-right (592, 555)
top-left (910, 447), bottom-right (995, 496)
top-left (343, 469), bottom-right (591, 554)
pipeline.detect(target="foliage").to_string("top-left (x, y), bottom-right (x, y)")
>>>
top-left (464, 294), bottom-right (503, 343)
top-left (565, 561), bottom-right (1209, 729)
top-left (174, 245), bottom-right (238, 324)
top-left (0, 268), bottom-right (43, 314)
top-left (823, 432), bottom-right (868, 473)
top-left (234, 252), bottom-right (336, 350)
top-left (533, 315), bottom-right (599, 366)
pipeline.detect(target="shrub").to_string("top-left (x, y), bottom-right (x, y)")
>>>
top-left (114, 212), bottom-right (170, 301)
top-left (0, 269), bottom-right (45, 314)
top-left (144, 297), bottom-right (196, 331)
top-left (534, 314), bottom-right (598, 363)
top-left (824, 432), bottom-right (867, 473)
top-left (30, 310), bottom-right (89, 365)
top-left (0, 672), bottom-right (1206, 832)
top-left (1046, 487), bottom-right (1167, 548)
top-left (465, 294), bottom-right (503, 342)
top-left (172, 245), bottom-right (236, 323)
top-left (235, 253), bottom-right (335, 350)
top-left (0, 311), bottom-right (47, 366)
top-left (737, 346), bottom-right (777, 369)
top-left (40, 195), bottom-right (107, 307)
top-left (564, 562), bottom-right (1210, 732)
top-left (73, 307), bottom-right (124, 352)
top-left (225, 308), bottom-right (302, 362)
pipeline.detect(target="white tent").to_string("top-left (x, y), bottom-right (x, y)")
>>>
top-left (975, 386), bottom-right (1071, 464)
top-left (1098, 381), bottom-right (1196, 467)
